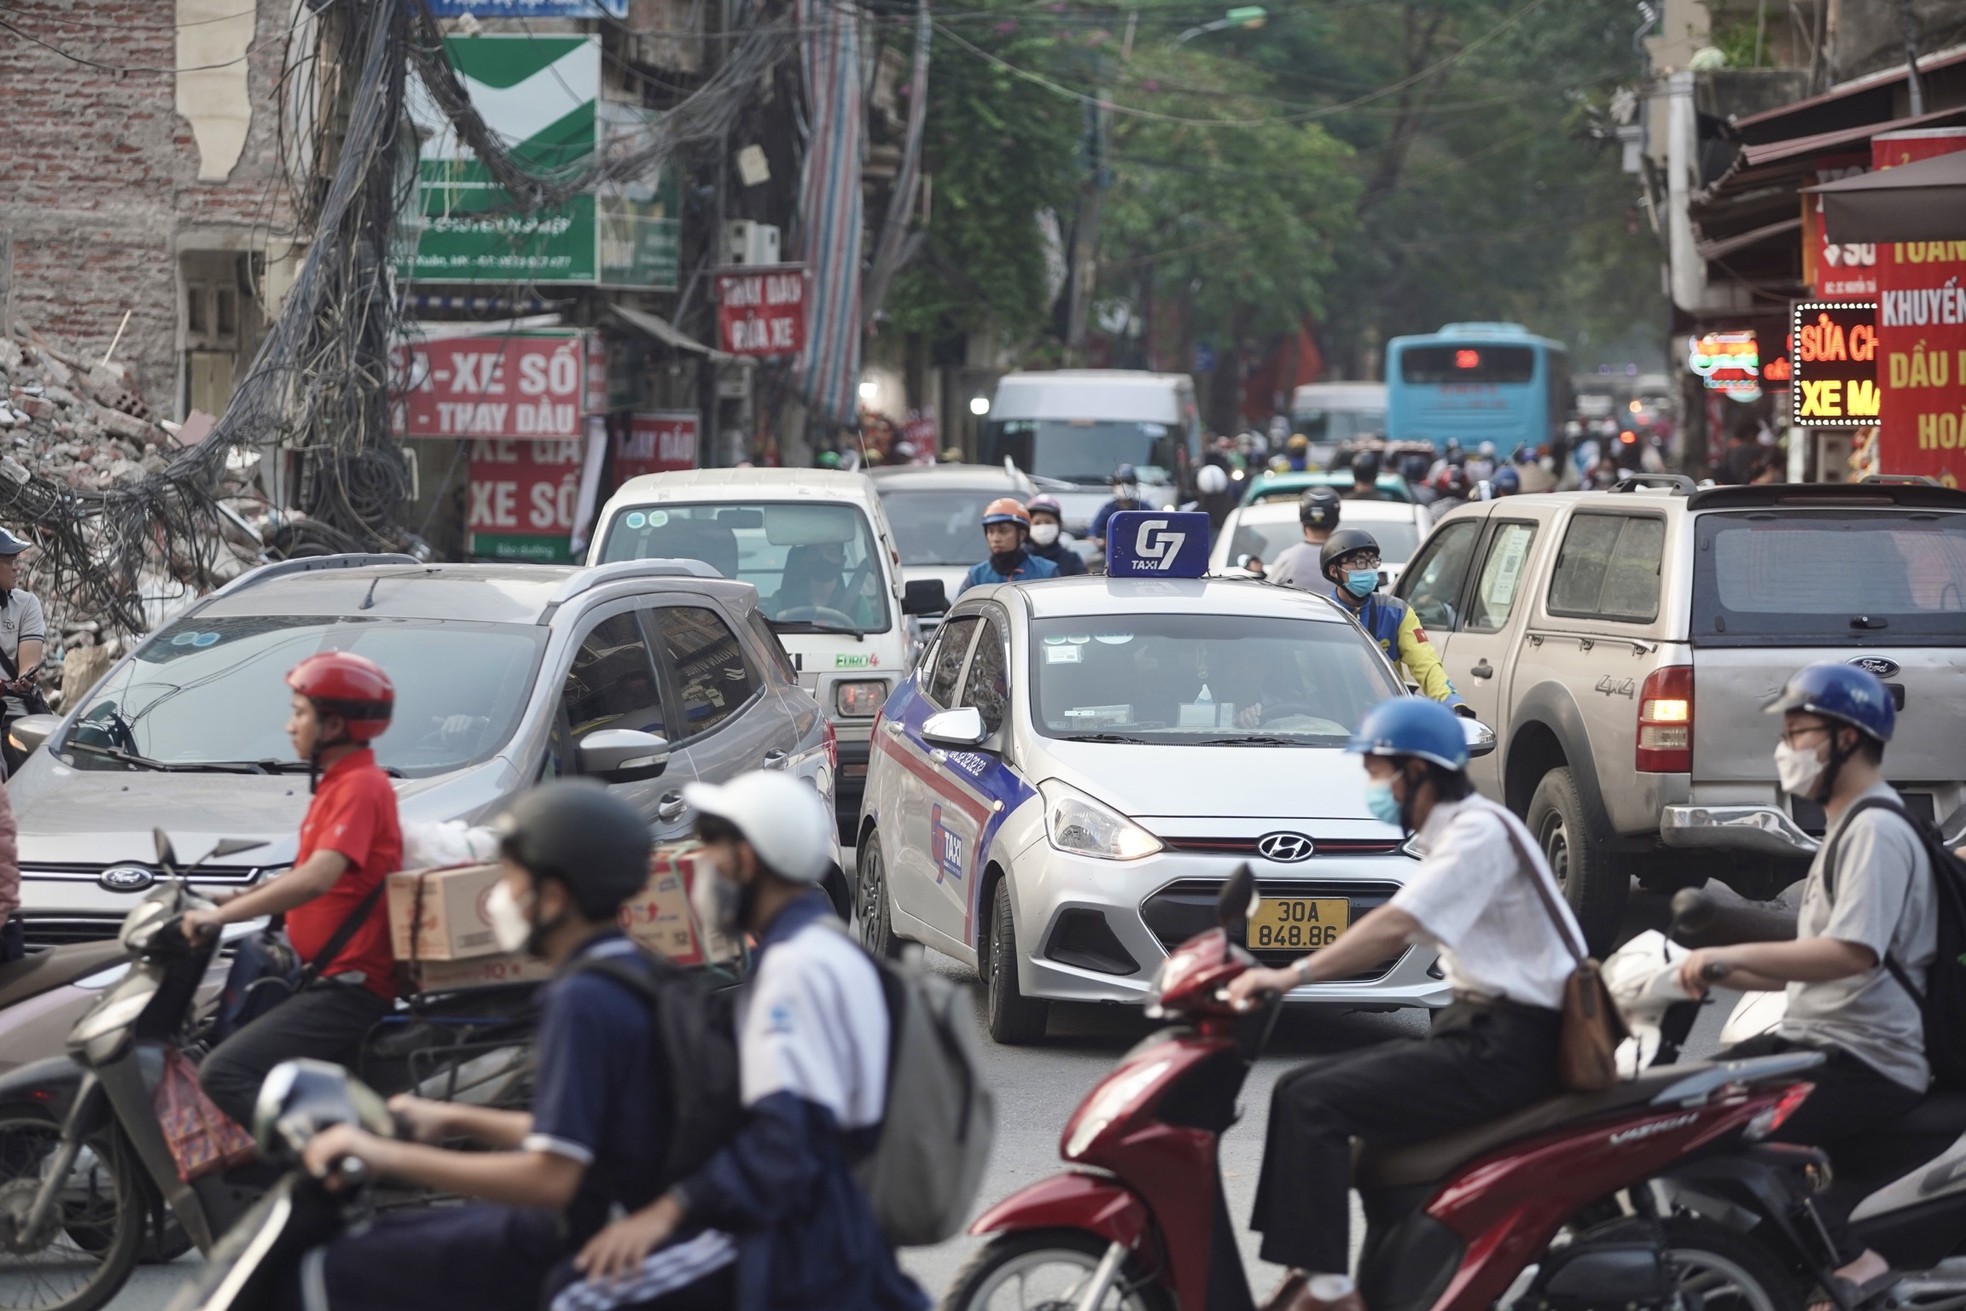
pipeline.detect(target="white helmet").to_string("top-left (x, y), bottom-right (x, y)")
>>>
top-left (683, 771), bottom-right (833, 884)
top-left (1196, 464), bottom-right (1230, 495)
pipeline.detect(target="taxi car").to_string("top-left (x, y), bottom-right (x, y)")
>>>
top-left (854, 512), bottom-right (1472, 1043)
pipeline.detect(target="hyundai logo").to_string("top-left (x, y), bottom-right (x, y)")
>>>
top-left (1255, 832), bottom-right (1316, 863)
top-left (1849, 656), bottom-right (1901, 680)
top-left (98, 865), bottom-right (156, 893)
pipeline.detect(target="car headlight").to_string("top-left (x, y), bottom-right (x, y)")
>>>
top-left (1039, 779), bottom-right (1162, 861)
top-left (835, 680), bottom-right (888, 718)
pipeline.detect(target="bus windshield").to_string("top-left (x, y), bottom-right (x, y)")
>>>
top-left (980, 419), bottom-right (1180, 486)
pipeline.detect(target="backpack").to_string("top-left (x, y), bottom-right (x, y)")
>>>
top-left (572, 952), bottom-right (744, 1191)
top-left (1824, 796), bottom-right (1966, 1086)
top-left (845, 936), bottom-right (996, 1247)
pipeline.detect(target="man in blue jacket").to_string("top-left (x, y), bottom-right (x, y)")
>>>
top-left (959, 498), bottom-right (1060, 595)
top-left (552, 770), bottom-right (925, 1311)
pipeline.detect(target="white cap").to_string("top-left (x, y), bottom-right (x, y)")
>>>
top-left (684, 771), bottom-right (833, 884)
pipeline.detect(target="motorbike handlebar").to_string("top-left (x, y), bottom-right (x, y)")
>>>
top-left (1669, 889), bottom-right (1797, 948)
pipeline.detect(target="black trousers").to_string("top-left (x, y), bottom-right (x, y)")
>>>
top-left (0, 918), bottom-right (22, 966)
top-left (200, 981), bottom-right (388, 1127)
top-left (1720, 1033), bottom-right (1925, 1266)
top-left (1251, 1000), bottom-right (1563, 1273)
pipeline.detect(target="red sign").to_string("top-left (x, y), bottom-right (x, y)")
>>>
top-left (466, 438), bottom-right (586, 562)
top-left (1791, 302), bottom-right (1879, 427)
top-left (1801, 152), bottom-right (1877, 298)
top-left (1873, 130), bottom-right (1966, 487)
top-left (615, 412), bottom-right (699, 481)
top-left (715, 265), bottom-right (807, 357)
top-left (392, 331), bottom-right (586, 440)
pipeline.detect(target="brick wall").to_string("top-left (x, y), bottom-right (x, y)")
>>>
top-left (0, 0), bottom-right (297, 414)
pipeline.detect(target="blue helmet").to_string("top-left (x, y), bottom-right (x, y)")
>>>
top-left (1491, 466), bottom-right (1521, 494)
top-left (1347, 698), bottom-right (1469, 771)
top-left (1763, 662), bottom-right (1895, 743)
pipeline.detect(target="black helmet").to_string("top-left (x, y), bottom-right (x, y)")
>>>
top-left (1113, 464), bottom-right (1138, 485)
top-left (1299, 487), bottom-right (1342, 531)
top-left (1319, 527), bottom-right (1381, 582)
top-left (495, 780), bottom-right (653, 920)
top-left (1350, 450), bottom-right (1382, 483)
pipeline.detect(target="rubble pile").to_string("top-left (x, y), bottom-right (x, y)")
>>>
top-left (0, 330), bottom-right (174, 493)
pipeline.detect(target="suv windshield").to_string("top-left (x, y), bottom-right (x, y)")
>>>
top-left (61, 616), bottom-right (545, 778)
top-left (1030, 614), bottom-right (1400, 745)
top-left (1693, 510), bottom-right (1966, 644)
top-left (880, 488), bottom-right (1018, 565)
top-left (1230, 518), bottom-right (1418, 567)
top-left (980, 419), bottom-right (1177, 486)
top-left (598, 501), bottom-right (892, 635)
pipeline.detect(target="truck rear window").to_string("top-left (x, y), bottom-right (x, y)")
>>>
top-left (1692, 511), bottom-right (1966, 645)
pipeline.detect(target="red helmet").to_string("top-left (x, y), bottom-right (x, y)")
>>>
top-left (981, 497), bottom-right (1031, 528)
top-left (287, 652), bottom-right (393, 742)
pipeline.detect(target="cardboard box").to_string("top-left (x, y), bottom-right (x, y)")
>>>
top-left (409, 951), bottom-right (556, 993)
top-left (622, 843), bottom-right (725, 966)
top-left (386, 863), bottom-right (505, 962)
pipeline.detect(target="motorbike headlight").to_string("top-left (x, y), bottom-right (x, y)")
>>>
top-left (69, 988), bottom-right (153, 1048)
top-left (1065, 1057), bottom-right (1174, 1160)
top-left (1039, 780), bottom-right (1162, 861)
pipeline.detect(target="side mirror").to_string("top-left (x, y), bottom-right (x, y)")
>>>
top-left (575, 729), bottom-right (671, 784)
top-left (208, 838), bottom-right (269, 861)
top-left (1462, 717), bottom-right (1498, 759)
top-left (1217, 862), bottom-right (1259, 933)
top-left (921, 706), bottom-right (989, 749)
top-left (902, 579), bottom-right (949, 617)
top-left (153, 828), bottom-right (179, 871)
top-left (7, 714), bottom-right (58, 758)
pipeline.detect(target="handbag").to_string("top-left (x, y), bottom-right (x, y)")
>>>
top-left (0, 641), bottom-right (51, 716)
top-left (154, 1048), bottom-right (256, 1180)
top-left (1495, 813), bottom-right (1629, 1091)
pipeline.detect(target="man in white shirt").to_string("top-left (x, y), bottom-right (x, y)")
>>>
top-left (0, 528), bottom-right (46, 777)
top-left (1228, 698), bottom-right (1583, 1311)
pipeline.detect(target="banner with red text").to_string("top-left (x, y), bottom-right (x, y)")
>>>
top-left (715, 265), bottom-right (807, 357)
top-left (393, 331), bottom-right (587, 440)
top-left (1873, 130), bottom-right (1966, 486)
top-left (467, 437), bottom-right (587, 561)
top-left (614, 412), bottom-right (699, 482)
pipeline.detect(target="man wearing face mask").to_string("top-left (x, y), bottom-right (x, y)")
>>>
top-left (1677, 664), bottom-right (1932, 1309)
top-left (1318, 529), bottom-right (1469, 715)
top-left (560, 770), bottom-right (926, 1311)
top-left (961, 498), bottom-right (1060, 596)
top-left (295, 781), bottom-right (690, 1311)
top-left (1023, 494), bottom-right (1087, 576)
top-left (1225, 699), bottom-right (1579, 1311)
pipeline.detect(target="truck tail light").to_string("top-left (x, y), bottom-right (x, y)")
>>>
top-left (823, 718), bottom-right (838, 773)
top-left (1636, 665), bottom-right (1693, 773)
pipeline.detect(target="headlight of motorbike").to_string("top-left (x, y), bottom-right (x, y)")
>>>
top-left (69, 989), bottom-right (153, 1049)
top-left (1040, 779), bottom-right (1162, 861)
top-left (1064, 1057), bottom-right (1174, 1160)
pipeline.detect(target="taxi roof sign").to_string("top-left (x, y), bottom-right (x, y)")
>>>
top-left (1104, 510), bottom-right (1211, 579)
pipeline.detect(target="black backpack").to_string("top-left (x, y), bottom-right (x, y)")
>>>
top-left (572, 951), bottom-right (743, 1190)
top-left (1825, 797), bottom-right (1966, 1086)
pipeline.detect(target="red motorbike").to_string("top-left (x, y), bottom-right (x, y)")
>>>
top-left (946, 868), bottom-right (1839, 1311)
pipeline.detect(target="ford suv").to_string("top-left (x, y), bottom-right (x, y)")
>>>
top-left (1395, 477), bottom-right (1966, 947)
top-left (7, 554), bottom-right (839, 946)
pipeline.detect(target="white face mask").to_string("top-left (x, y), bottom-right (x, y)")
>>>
top-left (484, 880), bottom-right (533, 955)
top-left (688, 851), bottom-right (746, 963)
top-left (1773, 739), bottom-right (1826, 798)
top-left (1029, 522), bottom-right (1060, 546)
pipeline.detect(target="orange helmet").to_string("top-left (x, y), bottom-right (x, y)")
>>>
top-left (981, 498), bottom-right (1030, 529)
top-left (288, 652), bottom-right (394, 742)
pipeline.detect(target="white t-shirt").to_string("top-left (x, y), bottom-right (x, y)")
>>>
top-left (737, 917), bottom-right (889, 1130)
top-left (1389, 795), bottom-right (1582, 1010)
top-left (0, 590), bottom-right (45, 715)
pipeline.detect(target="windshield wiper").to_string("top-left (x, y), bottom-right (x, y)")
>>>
top-left (1055, 732), bottom-right (1148, 744)
top-left (61, 741), bottom-right (266, 774)
top-left (1196, 735), bottom-right (1302, 746)
top-left (243, 759), bottom-right (407, 778)
top-left (766, 618), bottom-right (867, 639)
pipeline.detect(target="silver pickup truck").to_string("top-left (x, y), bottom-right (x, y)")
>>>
top-left (1395, 476), bottom-right (1966, 948)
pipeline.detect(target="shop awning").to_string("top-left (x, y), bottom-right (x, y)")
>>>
top-left (608, 305), bottom-right (755, 367)
top-left (1695, 215), bottom-right (1801, 262)
top-left (1740, 104), bottom-right (1966, 169)
top-left (1808, 148), bottom-right (1966, 242)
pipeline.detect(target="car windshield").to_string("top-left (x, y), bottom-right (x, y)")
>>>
top-left (1291, 408), bottom-right (1385, 443)
top-left (60, 616), bottom-right (545, 778)
top-left (879, 488), bottom-right (1017, 565)
top-left (598, 500), bottom-right (892, 634)
top-left (1030, 614), bottom-right (1400, 745)
top-left (1251, 476), bottom-right (1414, 505)
top-left (980, 419), bottom-right (1177, 486)
top-left (1693, 510), bottom-right (1966, 645)
top-left (1228, 518), bottom-right (1419, 566)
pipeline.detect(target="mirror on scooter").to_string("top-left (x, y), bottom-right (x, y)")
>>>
top-left (253, 1058), bottom-right (395, 1162)
top-left (1216, 863), bottom-right (1259, 939)
top-left (153, 827), bottom-right (179, 873)
top-left (208, 837), bottom-right (267, 862)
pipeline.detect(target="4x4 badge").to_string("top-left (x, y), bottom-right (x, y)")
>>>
top-left (1594, 675), bottom-right (1636, 700)
top-left (1849, 656), bottom-right (1901, 679)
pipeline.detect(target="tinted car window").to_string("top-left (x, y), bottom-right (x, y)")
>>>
top-left (923, 617), bottom-right (978, 707)
top-left (960, 620), bottom-right (1010, 736)
top-left (1550, 515), bottom-right (1663, 622)
top-left (1466, 521), bottom-right (1537, 632)
top-left (880, 489), bottom-right (1015, 566)
top-left (561, 613), bottom-right (667, 746)
top-left (1398, 519), bottom-right (1483, 632)
top-left (746, 608), bottom-right (797, 682)
top-left (658, 607), bottom-right (759, 739)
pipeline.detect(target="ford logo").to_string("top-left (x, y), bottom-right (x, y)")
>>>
top-left (1849, 656), bottom-right (1901, 680)
top-left (1256, 832), bottom-right (1316, 863)
top-left (97, 865), bottom-right (156, 893)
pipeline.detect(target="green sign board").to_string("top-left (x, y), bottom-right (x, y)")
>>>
top-left (468, 532), bottom-right (576, 564)
top-left (400, 36), bottom-right (678, 288)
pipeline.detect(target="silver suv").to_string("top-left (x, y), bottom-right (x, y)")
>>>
top-left (8, 554), bottom-right (838, 945)
top-left (1395, 478), bottom-right (1966, 947)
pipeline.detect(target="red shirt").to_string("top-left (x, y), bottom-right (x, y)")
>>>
top-left (287, 749), bottom-right (402, 1001)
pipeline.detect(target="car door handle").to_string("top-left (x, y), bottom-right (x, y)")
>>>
top-left (762, 749), bottom-right (789, 770)
top-left (1470, 659), bottom-right (1495, 680)
top-left (656, 792), bottom-right (687, 823)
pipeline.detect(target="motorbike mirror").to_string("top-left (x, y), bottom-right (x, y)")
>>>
top-left (1216, 862), bottom-right (1259, 935)
top-left (153, 828), bottom-right (179, 872)
top-left (253, 1058), bottom-right (395, 1160)
top-left (206, 838), bottom-right (268, 862)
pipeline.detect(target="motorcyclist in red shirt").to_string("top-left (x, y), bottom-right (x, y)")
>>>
top-left (186, 651), bottom-right (404, 1125)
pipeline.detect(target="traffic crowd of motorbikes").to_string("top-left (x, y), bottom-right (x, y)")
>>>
top-left (2, 628), bottom-right (1965, 1311)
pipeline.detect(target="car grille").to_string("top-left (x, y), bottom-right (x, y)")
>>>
top-left (1160, 837), bottom-right (1405, 857)
top-left (1142, 877), bottom-right (1406, 981)
top-left (23, 915), bottom-right (128, 948)
top-left (22, 862), bottom-right (268, 887)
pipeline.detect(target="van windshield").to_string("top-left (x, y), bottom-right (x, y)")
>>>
top-left (598, 501), bottom-right (892, 635)
top-left (981, 419), bottom-right (1179, 486)
top-left (1290, 408), bottom-right (1386, 443)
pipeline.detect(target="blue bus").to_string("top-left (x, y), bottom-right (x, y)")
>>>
top-left (1384, 323), bottom-right (1572, 454)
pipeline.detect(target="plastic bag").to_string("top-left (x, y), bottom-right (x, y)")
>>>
top-left (154, 1049), bottom-right (255, 1182)
top-left (402, 820), bottom-right (500, 871)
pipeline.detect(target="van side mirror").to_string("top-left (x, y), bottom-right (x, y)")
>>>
top-left (902, 579), bottom-right (949, 617)
top-left (576, 729), bottom-right (671, 783)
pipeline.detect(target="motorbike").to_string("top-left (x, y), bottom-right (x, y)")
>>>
top-left (0, 830), bottom-right (539, 1311)
top-left (947, 866), bottom-right (1836, 1311)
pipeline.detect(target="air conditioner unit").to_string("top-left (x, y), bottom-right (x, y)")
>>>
top-left (723, 221), bottom-right (781, 267)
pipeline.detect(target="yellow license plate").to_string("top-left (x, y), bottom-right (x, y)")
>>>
top-left (1247, 898), bottom-right (1350, 952)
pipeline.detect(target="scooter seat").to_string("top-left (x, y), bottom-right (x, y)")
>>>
top-left (1356, 1063), bottom-right (1725, 1190)
top-left (0, 939), bottom-right (128, 1011)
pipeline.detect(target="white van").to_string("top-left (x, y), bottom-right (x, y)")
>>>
top-left (588, 468), bottom-right (942, 834)
top-left (1288, 381), bottom-right (1388, 467)
top-left (979, 370), bottom-right (1201, 532)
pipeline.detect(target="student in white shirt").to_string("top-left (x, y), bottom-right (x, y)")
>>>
top-left (1227, 698), bottom-right (1583, 1311)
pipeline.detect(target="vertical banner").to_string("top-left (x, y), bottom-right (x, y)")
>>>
top-left (1872, 130), bottom-right (1966, 486)
top-left (614, 412), bottom-right (700, 481)
top-left (466, 438), bottom-right (587, 562)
